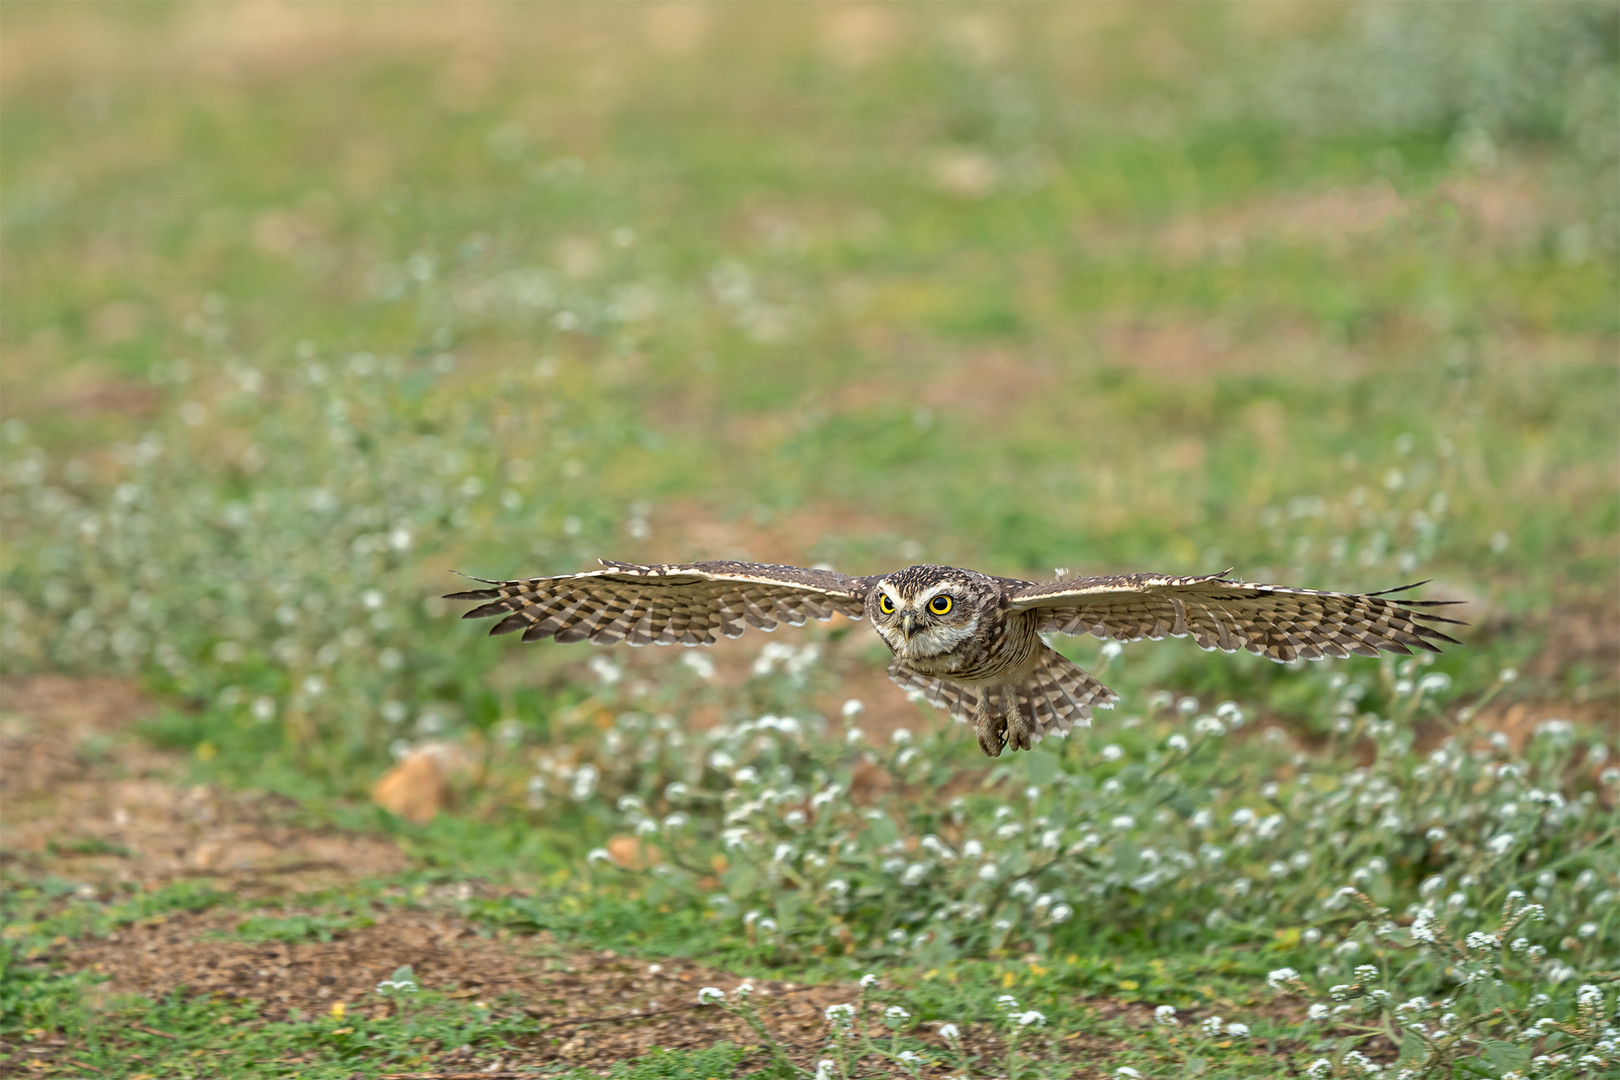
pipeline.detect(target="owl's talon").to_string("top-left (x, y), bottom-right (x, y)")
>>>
top-left (975, 716), bottom-right (1006, 758)
top-left (1007, 716), bottom-right (1034, 753)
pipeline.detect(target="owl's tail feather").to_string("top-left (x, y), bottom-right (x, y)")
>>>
top-left (1003, 646), bottom-right (1117, 747)
top-left (888, 646), bottom-right (1116, 756)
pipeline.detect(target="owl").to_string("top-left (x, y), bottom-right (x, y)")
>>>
top-left (446, 560), bottom-right (1461, 757)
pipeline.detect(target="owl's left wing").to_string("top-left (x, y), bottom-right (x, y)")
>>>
top-left (446, 559), bottom-right (878, 647)
top-left (1004, 572), bottom-right (1463, 661)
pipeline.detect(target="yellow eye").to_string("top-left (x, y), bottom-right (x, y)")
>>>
top-left (878, 594), bottom-right (895, 614)
top-left (929, 595), bottom-right (953, 615)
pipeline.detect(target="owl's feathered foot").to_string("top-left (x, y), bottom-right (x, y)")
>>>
top-left (974, 713), bottom-right (1007, 757)
top-left (974, 697), bottom-right (1034, 757)
top-left (1005, 708), bottom-right (1036, 754)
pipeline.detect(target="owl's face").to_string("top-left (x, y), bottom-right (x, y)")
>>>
top-left (867, 565), bottom-right (988, 660)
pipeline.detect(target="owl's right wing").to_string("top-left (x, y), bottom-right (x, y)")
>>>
top-left (445, 559), bottom-right (878, 647)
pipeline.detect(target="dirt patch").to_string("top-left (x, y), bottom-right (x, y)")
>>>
top-left (1522, 601), bottom-right (1620, 689)
top-left (1094, 317), bottom-right (1334, 380)
top-left (0, 676), bottom-right (162, 793)
top-left (1155, 180), bottom-right (1408, 262)
top-left (905, 349), bottom-right (1060, 420)
top-left (49, 903), bottom-right (1248, 1077)
top-left (54, 905), bottom-right (1086, 1074)
top-left (34, 372), bottom-right (167, 421)
top-left (1151, 165), bottom-right (1554, 264)
top-left (1472, 699), bottom-right (1618, 752)
top-left (646, 498), bottom-right (898, 570)
top-left (0, 676), bottom-right (407, 894)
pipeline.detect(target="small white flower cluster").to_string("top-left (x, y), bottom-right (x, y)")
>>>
top-left (1267, 966), bottom-right (1301, 991)
top-left (752, 640), bottom-right (821, 681)
top-left (1199, 1015), bottom-right (1249, 1038)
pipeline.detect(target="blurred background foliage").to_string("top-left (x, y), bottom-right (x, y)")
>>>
top-left (2, 1), bottom-right (1615, 785)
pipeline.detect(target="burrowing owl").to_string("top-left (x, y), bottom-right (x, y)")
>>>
top-left (447, 560), bottom-right (1460, 757)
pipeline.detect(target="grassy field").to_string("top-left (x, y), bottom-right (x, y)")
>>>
top-left (2, 4), bottom-right (1616, 1078)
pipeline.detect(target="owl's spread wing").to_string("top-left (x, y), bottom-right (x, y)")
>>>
top-left (445, 560), bottom-right (877, 646)
top-left (1004, 572), bottom-right (1463, 662)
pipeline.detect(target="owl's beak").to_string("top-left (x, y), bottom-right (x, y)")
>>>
top-left (900, 613), bottom-right (915, 639)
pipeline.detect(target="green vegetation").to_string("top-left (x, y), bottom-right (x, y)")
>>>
top-left (2, 4), bottom-right (1615, 1077)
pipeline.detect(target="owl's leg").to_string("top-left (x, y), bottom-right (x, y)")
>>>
top-left (973, 687), bottom-right (1006, 758)
top-left (1004, 691), bottom-right (1034, 753)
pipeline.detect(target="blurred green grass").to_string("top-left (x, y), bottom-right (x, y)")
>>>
top-left (4, 4), bottom-right (1614, 724)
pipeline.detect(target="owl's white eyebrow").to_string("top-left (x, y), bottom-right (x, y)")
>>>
top-left (878, 583), bottom-right (902, 607)
top-left (913, 583), bottom-right (955, 605)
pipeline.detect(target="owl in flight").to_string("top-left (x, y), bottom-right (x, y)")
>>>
top-left (447, 561), bottom-right (1461, 757)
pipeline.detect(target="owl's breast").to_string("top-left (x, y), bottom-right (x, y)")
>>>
top-left (895, 609), bottom-right (1040, 683)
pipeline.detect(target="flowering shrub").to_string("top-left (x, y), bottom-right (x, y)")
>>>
top-left (1272, 889), bottom-right (1618, 1078)
top-left (568, 660), bottom-right (1614, 982)
top-left (0, 352), bottom-right (630, 774)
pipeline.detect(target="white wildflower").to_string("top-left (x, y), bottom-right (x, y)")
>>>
top-left (1266, 967), bottom-right (1300, 990)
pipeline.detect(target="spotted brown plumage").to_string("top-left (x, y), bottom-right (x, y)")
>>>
top-left (445, 561), bottom-right (879, 647)
top-left (1000, 573), bottom-right (1461, 662)
top-left (447, 560), bottom-right (1464, 757)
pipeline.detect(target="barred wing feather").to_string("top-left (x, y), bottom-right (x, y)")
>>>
top-left (445, 559), bottom-right (874, 647)
top-left (1005, 573), bottom-right (1463, 662)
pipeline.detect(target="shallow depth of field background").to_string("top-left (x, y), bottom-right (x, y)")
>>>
top-left (2, 5), bottom-right (1616, 1079)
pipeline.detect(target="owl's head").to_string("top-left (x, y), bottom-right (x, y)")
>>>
top-left (867, 565), bottom-right (989, 660)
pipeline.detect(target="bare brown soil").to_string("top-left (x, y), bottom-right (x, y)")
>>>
top-left (0, 676), bottom-right (407, 894)
top-left (61, 905), bottom-right (886, 1070)
top-left (54, 897), bottom-right (1194, 1077)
